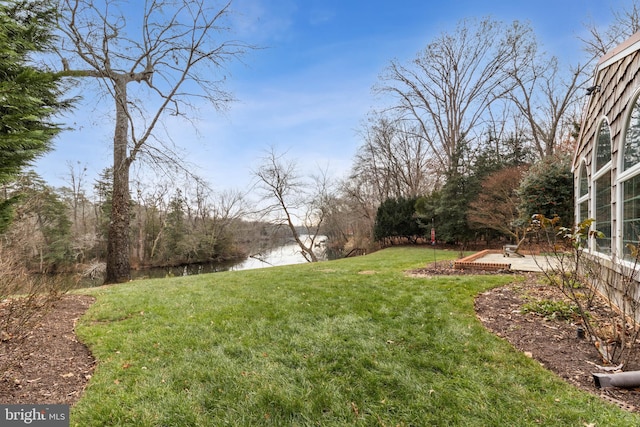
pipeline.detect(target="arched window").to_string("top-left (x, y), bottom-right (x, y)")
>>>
top-left (620, 92), bottom-right (640, 259)
top-left (593, 118), bottom-right (612, 254)
top-left (623, 95), bottom-right (640, 171)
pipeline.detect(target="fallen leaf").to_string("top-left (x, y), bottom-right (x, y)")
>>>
top-left (61, 372), bottom-right (74, 378)
top-left (351, 402), bottom-right (359, 416)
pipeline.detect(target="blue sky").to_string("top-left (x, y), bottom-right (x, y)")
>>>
top-left (35, 0), bottom-right (621, 195)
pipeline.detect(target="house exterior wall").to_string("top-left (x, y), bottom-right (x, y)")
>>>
top-left (575, 42), bottom-right (640, 255)
top-left (574, 32), bottom-right (640, 320)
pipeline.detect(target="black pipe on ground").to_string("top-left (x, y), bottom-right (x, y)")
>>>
top-left (593, 371), bottom-right (640, 388)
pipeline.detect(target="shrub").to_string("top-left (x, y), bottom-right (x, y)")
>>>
top-left (0, 244), bottom-right (75, 342)
top-left (521, 299), bottom-right (580, 321)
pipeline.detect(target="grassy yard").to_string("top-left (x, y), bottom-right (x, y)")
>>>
top-left (72, 247), bottom-right (639, 426)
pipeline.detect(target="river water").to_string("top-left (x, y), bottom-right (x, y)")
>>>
top-left (129, 235), bottom-right (328, 280)
top-left (231, 237), bottom-right (327, 271)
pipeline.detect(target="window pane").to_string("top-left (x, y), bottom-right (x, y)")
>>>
top-left (595, 172), bottom-right (611, 254)
top-left (625, 96), bottom-right (640, 171)
top-left (579, 200), bottom-right (589, 223)
top-left (579, 165), bottom-right (588, 198)
top-left (596, 119), bottom-right (611, 171)
top-left (623, 174), bottom-right (640, 260)
top-left (579, 199), bottom-right (590, 249)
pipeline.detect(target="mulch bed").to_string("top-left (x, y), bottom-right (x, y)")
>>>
top-left (473, 274), bottom-right (640, 412)
top-left (0, 294), bottom-right (95, 404)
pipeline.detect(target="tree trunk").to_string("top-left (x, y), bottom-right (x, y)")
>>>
top-left (105, 78), bottom-right (132, 284)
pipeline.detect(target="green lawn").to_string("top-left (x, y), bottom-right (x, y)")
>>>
top-left (72, 247), bottom-right (639, 426)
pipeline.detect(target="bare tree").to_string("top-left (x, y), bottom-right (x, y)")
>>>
top-left (336, 171), bottom-right (381, 253)
top-left (252, 148), bottom-right (331, 263)
top-left (55, 0), bottom-right (251, 283)
top-left (208, 189), bottom-right (247, 244)
top-left (340, 114), bottom-right (438, 252)
top-left (502, 26), bottom-right (589, 158)
top-left (581, 1), bottom-right (640, 59)
top-left (62, 161), bottom-right (95, 263)
top-left (130, 176), bottom-right (172, 265)
top-left (64, 161), bottom-right (88, 231)
top-left (181, 181), bottom-right (247, 263)
top-left (376, 18), bottom-right (524, 177)
top-left (354, 115), bottom-right (437, 200)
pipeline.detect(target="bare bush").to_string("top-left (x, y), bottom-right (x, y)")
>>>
top-left (530, 215), bottom-right (640, 366)
top-left (0, 244), bottom-right (76, 343)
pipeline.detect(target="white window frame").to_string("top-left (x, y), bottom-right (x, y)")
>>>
top-left (617, 87), bottom-right (640, 262)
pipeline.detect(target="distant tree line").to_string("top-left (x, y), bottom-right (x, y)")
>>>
top-left (370, 154), bottom-right (574, 248)
top-left (1, 167), bottom-right (288, 274)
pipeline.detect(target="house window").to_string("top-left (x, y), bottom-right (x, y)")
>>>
top-left (621, 92), bottom-right (640, 259)
top-left (622, 174), bottom-right (640, 257)
top-left (624, 95), bottom-right (640, 171)
top-left (596, 120), bottom-right (611, 170)
top-left (595, 172), bottom-right (612, 253)
top-left (593, 118), bottom-right (612, 254)
top-left (577, 164), bottom-right (589, 223)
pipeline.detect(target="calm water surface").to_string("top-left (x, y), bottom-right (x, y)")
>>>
top-left (128, 236), bottom-right (328, 281)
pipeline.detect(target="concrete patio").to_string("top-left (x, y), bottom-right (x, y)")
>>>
top-left (475, 252), bottom-right (548, 272)
top-left (454, 249), bottom-right (553, 272)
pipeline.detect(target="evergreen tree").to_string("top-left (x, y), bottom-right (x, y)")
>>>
top-left (0, 0), bottom-right (71, 232)
top-left (432, 138), bottom-right (481, 245)
top-left (164, 191), bottom-right (187, 262)
top-left (434, 171), bottom-right (479, 244)
top-left (518, 155), bottom-right (574, 227)
top-left (474, 130), bottom-right (533, 172)
top-left (92, 167), bottom-right (113, 259)
top-left (373, 197), bottom-right (421, 244)
top-left (12, 171), bottom-right (72, 268)
top-left (415, 192), bottom-right (440, 229)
